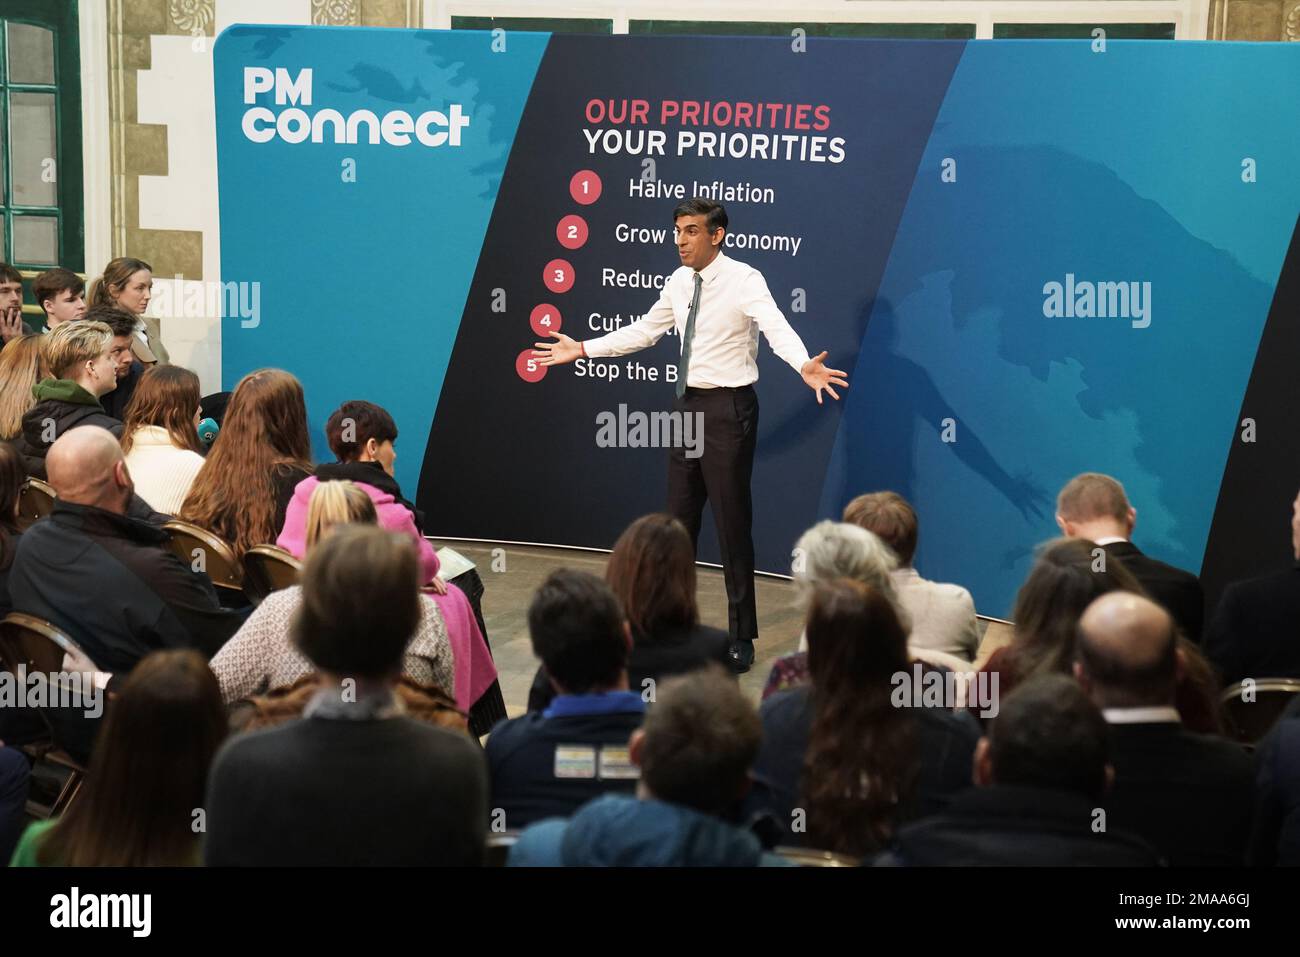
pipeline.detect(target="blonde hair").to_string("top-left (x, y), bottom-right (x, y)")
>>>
top-left (44, 320), bottom-right (112, 380)
top-left (0, 334), bottom-right (45, 439)
top-left (304, 480), bottom-right (377, 551)
top-left (1057, 473), bottom-right (1130, 523)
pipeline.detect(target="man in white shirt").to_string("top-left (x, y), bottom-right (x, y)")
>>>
top-left (534, 198), bottom-right (847, 671)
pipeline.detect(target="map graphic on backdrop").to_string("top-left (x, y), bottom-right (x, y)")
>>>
top-left (214, 28), bottom-right (1300, 616)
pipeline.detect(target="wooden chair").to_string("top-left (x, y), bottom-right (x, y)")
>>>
top-left (242, 545), bottom-right (302, 604)
top-left (0, 613), bottom-right (99, 817)
top-left (973, 614), bottom-right (1015, 671)
top-left (162, 519), bottom-right (244, 593)
top-left (773, 846), bottom-right (862, 867)
top-left (1219, 679), bottom-right (1300, 746)
top-left (16, 478), bottom-right (55, 531)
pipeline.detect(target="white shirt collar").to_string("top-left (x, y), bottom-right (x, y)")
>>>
top-left (1103, 706), bottom-right (1181, 724)
top-left (1092, 536), bottom-right (1129, 546)
top-left (697, 250), bottom-right (728, 284)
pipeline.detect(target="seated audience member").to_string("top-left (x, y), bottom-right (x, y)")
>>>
top-left (510, 668), bottom-right (773, 867)
top-left (204, 525), bottom-right (487, 866)
top-left (87, 304), bottom-right (146, 421)
top-left (843, 491), bottom-right (981, 661)
top-left (120, 364), bottom-right (206, 515)
top-left (0, 440), bottom-right (24, 615)
top-left (980, 537), bottom-right (1220, 732)
top-left (1250, 697), bottom-right (1300, 866)
top-left (18, 320), bottom-right (121, 478)
top-left (31, 267), bottom-right (86, 331)
top-left (0, 744), bottom-right (30, 865)
top-left (9, 650), bottom-right (225, 866)
top-left (1205, 489), bottom-right (1300, 686)
top-left (749, 579), bottom-right (980, 854)
top-left (763, 520), bottom-right (969, 700)
top-left (488, 569), bottom-right (645, 828)
top-left (0, 334), bottom-right (44, 441)
top-left (233, 674), bottom-right (465, 735)
top-left (1056, 472), bottom-right (1204, 641)
top-left (878, 675), bottom-right (1160, 865)
top-left (89, 257), bottom-right (165, 365)
top-left (180, 368), bottom-right (313, 556)
top-left (9, 427), bottom-right (244, 674)
top-left (211, 480), bottom-right (454, 705)
top-left (0, 262), bottom-right (34, 344)
top-left (1076, 592), bottom-right (1254, 866)
top-left (527, 514), bottom-right (730, 712)
top-left (315, 399), bottom-right (425, 528)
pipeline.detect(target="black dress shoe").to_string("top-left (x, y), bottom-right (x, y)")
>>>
top-left (727, 640), bottom-right (755, 674)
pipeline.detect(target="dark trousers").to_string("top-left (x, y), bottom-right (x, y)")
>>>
top-left (667, 385), bottom-right (759, 644)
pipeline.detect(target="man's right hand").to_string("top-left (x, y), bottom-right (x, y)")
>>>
top-left (533, 331), bottom-right (583, 366)
top-left (0, 306), bottom-right (25, 343)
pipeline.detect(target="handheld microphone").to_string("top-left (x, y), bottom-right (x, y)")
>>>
top-left (198, 417), bottom-right (220, 447)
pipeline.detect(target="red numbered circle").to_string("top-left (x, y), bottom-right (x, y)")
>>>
top-left (516, 348), bottom-right (547, 383)
top-left (530, 304), bottom-right (562, 336)
top-left (556, 214), bottom-right (589, 250)
top-left (570, 170), bottom-right (602, 205)
top-left (543, 259), bottom-right (574, 294)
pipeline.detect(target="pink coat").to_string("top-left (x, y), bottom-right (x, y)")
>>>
top-left (277, 475), bottom-right (440, 584)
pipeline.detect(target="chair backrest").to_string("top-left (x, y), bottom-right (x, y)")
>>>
top-left (162, 519), bottom-right (243, 591)
top-left (242, 545), bottom-right (302, 604)
top-left (773, 845), bottom-right (862, 867)
top-left (0, 612), bottom-right (93, 675)
top-left (1219, 679), bottom-right (1300, 745)
top-left (974, 615), bottom-right (1015, 670)
top-left (17, 478), bottom-right (55, 531)
top-left (0, 613), bottom-right (104, 762)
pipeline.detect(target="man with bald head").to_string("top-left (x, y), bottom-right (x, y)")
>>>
top-left (10, 427), bottom-right (243, 676)
top-left (1075, 592), bottom-right (1254, 866)
top-left (1056, 472), bottom-right (1204, 640)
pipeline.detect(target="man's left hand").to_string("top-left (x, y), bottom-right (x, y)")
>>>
top-left (800, 351), bottom-right (848, 405)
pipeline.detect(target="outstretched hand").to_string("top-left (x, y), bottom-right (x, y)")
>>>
top-left (801, 351), bottom-right (849, 405)
top-left (533, 332), bottom-right (583, 367)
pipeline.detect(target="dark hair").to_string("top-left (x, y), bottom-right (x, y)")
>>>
top-left (0, 441), bottom-right (24, 568)
top-left (987, 674), bottom-right (1109, 801)
top-left (36, 650), bottom-right (226, 866)
top-left (802, 578), bottom-right (916, 855)
top-left (1075, 606), bottom-right (1179, 708)
top-left (121, 364), bottom-right (203, 455)
top-left (1006, 537), bottom-right (1145, 682)
top-left (842, 491), bottom-right (919, 566)
top-left (0, 262), bottom-right (21, 286)
top-left (84, 302), bottom-right (141, 338)
top-left (638, 666), bottom-right (760, 814)
top-left (527, 568), bottom-right (627, 694)
top-left (88, 257), bottom-right (152, 309)
top-left (293, 524), bottom-right (420, 679)
top-left (325, 400), bottom-right (398, 462)
top-left (606, 513), bottom-right (697, 638)
top-left (672, 197), bottom-right (728, 234)
top-left (33, 267), bottom-right (84, 312)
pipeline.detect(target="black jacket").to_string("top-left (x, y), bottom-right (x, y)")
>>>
top-left (8, 500), bottom-right (246, 674)
top-left (18, 379), bottom-right (123, 479)
top-left (100, 360), bottom-right (144, 421)
top-left (204, 714), bottom-right (488, 866)
top-left (1102, 721), bottom-right (1254, 866)
top-left (526, 621), bottom-right (731, 713)
top-left (314, 460), bottom-right (424, 532)
top-left (1102, 540), bottom-right (1204, 641)
top-left (1250, 697), bottom-right (1300, 866)
top-left (876, 785), bottom-right (1162, 866)
top-left (1205, 565), bottom-right (1300, 686)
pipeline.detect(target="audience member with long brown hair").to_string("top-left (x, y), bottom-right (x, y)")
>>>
top-left (121, 364), bottom-right (205, 515)
top-left (525, 513), bottom-right (730, 711)
top-left (180, 368), bottom-right (312, 556)
top-left (0, 440), bottom-right (25, 615)
top-left (9, 650), bottom-right (226, 866)
top-left (89, 256), bottom-right (165, 364)
top-left (747, 579), bottom-right (980, 857)
top-left (210, 480), bottom-right (455, 705)
top-left (0, 334), bottom-right (44, 441)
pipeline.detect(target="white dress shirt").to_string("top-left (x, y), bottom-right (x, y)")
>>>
top-left (584, 251), bottom-right (811, 388)
top-left (1102, 706), bottom-right (1181, 724)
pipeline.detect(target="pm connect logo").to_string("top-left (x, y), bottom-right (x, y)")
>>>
top-left (241, 67), bottom-right (471, 147)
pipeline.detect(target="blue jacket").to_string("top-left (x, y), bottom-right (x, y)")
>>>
top-left (509, 793), bottom-right (768, 867)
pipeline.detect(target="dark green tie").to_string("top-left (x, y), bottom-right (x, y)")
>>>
top-left (676, 272), bottom-right (703, 399)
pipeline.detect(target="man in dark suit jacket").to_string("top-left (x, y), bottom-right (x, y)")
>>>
top-left (1056, 472), bottom-right (1204, 640)
top-left (876, 674), bottom-right (1161, 866)
top-left (1205, 491), bottom-right (1300, 686)
top-left (1076, 592), bottom-right (1255, 865)
top-left (1250, 696), bottom-right (1300, 866)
